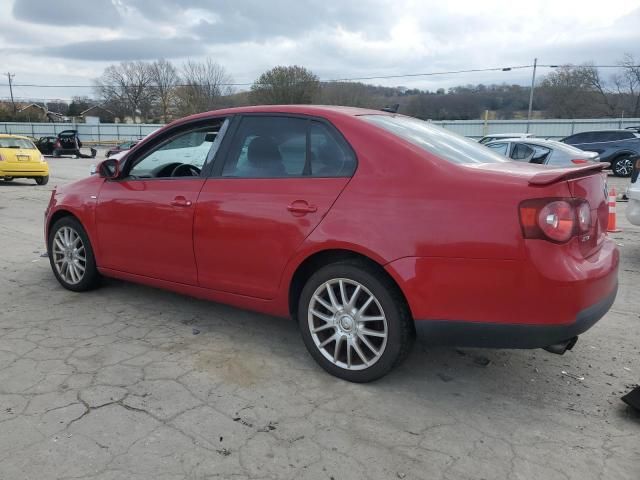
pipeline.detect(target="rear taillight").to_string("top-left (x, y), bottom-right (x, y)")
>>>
top-left (519, 198), bottom-right (591, 243)
top-left (571, 159), bottom-right (588, 164)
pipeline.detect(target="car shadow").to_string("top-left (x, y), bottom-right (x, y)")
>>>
top-left (58, 277), bottom-right (628, 419)
top-left (0, 180), bottom-right (39, 187)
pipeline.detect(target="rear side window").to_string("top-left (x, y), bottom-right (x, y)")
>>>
top-left (362, 115), bottom-right (509, 164)
top-left (222, 116), bottom-right (356, 178)
top-left (512, 143), bottom-right (534, 161)
top-left (606, 131), bottom-right (635, 141)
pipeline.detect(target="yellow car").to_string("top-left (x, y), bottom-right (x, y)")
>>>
top-left (0, 134), bottom-right (49, 185)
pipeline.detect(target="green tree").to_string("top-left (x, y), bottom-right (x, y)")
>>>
top-left (249, 65), bottom-right (319, 104)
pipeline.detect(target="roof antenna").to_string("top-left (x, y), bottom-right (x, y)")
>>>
top-left (381, 103), bottom-right (399, 113)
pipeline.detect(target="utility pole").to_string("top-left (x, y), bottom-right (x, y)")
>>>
top-left (526, 58), bottom-right (537, 131)
top-left (6, 72), bottom-right (16, 114)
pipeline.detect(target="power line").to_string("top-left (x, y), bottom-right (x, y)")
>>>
top-left (1, 63), bottom-right (638, 91)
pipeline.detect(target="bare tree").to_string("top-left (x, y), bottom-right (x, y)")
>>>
top-left (175, 58), bottom-right (233, 115)
top-left (249, 65), bottom-right (319, 104)
top-left (150, 59), bottom-right (178, 122)
top-left (94, 61), bottom-right (155, 121)
top-left (581, 64), bottom-right (617, 115)
top-left (615, 53), bottom-right (640, 117)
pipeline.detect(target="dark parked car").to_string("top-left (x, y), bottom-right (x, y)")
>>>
top-left (106, 141), bottom-right (139, 158)
top-left (561, 129), bottom-right (640, 177)
top-left (44, 130), bottom-right (97, 158)
top-left (35, 136), bottom-right (58, 155)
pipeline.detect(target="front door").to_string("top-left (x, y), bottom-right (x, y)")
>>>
top-left (194, 115), bottom-right (357, 299)
top-left (96, 119), bottom-right (228, 285)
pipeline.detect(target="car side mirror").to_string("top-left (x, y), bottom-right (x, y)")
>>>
top-left (97, 158), bottom-right (120, 179)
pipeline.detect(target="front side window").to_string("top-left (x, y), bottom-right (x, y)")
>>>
top-left (362, 115), bottom-right (509, 165)
top-left (222, 116), bottom-right (356, 178)
top-left (128, 120), bottom-right (227, 179)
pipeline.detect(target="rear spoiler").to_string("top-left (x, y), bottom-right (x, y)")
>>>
top-left (528, 162), bottom-right (610, 186)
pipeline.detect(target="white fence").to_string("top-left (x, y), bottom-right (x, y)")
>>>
top-left (0, 122), bottom-right (161, 143)
top-left (1, 117), bottom-right (639, 142)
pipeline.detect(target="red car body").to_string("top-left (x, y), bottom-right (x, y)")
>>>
top-left (45, 105), bottom-right (618, 352)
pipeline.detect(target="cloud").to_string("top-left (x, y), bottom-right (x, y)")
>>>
top-left (35, 37), bottom-right (205, 61)
top-left (13, 0), bottom-right (121, 27)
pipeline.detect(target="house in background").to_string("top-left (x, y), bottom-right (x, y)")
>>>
top-left (79, 105), bottom-right (117, 123)
top-left (18, 103), bottom-right (66, 122)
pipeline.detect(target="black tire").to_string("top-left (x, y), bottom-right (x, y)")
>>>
top-left (48, 216), bottom-right (101, 292)
top-left (3, 177), bottom-right (13, 182)
top-left (297, 260), bottom-right (414, 383)
top-left (52, 149), bottom-right (61, 157)
top-left (35, 175), bottom-right (49, 185)
top-left (611, 155), bottom-right (634, 177)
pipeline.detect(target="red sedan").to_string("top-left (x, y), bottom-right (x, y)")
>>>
top-left (45, 106), bottom-right (619, 382)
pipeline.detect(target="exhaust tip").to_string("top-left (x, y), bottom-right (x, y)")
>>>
top-left (543, 336), bottom-right (578, 355)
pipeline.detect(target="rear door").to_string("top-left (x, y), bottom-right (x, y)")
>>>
top-left (194, 115), bottom-right (357, 299)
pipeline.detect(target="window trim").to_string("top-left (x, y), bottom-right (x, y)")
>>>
top-left (116, 116), bottom-right (231, 182)
top-left (209, 113), bottom-right (358, 179)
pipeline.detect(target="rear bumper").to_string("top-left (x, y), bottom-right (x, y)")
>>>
top-left (0, 169), bottom-right (48, 177)
top-left (414, 282), bottom-right (617, 348)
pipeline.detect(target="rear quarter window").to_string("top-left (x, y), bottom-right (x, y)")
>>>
top-left (362, 115), bottom-right (509, 165)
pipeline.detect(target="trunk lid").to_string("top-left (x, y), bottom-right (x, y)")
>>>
top-left (466, 161), bottom-right (609, 258)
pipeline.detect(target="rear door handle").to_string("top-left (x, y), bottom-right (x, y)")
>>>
top-left (287, 201), bottom-right (317, 214)
top-left (170, 196), bottom-right (192, 207)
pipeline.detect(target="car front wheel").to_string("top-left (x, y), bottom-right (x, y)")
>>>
top-left (612, 155), bottom-right (634, 177)
top-left (298, 260), bottom-right (414, 382)
top-left (48, 217), bottom-right (101, 292)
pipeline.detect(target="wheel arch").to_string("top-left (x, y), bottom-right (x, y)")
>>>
top-left (47, 209), bottom-right (79, 239)
top-left (287, 248), bottom-right (412, 322)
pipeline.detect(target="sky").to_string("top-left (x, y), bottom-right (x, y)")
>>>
top-left (1, 0), bottom-right (640, 102)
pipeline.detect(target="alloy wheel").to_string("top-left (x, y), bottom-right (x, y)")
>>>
top-left (52, 226), bottom-right (87, 285)
top-left (615, 157), bottom-right (634, 176)
top-left (308, 278), bottom-right (388, 371)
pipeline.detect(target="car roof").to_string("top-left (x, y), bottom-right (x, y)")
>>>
top-left (485, 133), bottom-right (532, 137)
top-left (570, 129), bottom-right (635, 134)
top-left (171, 105), bottom-right (393, 126)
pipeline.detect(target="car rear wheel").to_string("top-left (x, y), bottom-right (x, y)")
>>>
top-left (35, 175), bottom-right (49, 185)
top-left (298, 261), bottom-right (414, 382)
top-left (3, 177), bottom-right (13, 182)
top-left (48, 217), bottom-right (101, 292)
top-left (612, 155), bottom-right (634, 177)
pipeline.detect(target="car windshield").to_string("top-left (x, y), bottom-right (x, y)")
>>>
top-left (0, 138), bottom-right (36, 149)
top-left (361, 115), bottom-right (509, 164)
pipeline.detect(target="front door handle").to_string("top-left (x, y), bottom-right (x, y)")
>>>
top-left (287, 200), bottom-right (317, 214)
top-left (170, 196), bottom-right (192, 207)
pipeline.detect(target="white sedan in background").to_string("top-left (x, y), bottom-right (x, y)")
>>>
top-left (484, 138), bottom-right (599, 167)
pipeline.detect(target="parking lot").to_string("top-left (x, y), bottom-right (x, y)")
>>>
top-left (0, 151), bottom-right (639, 479)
